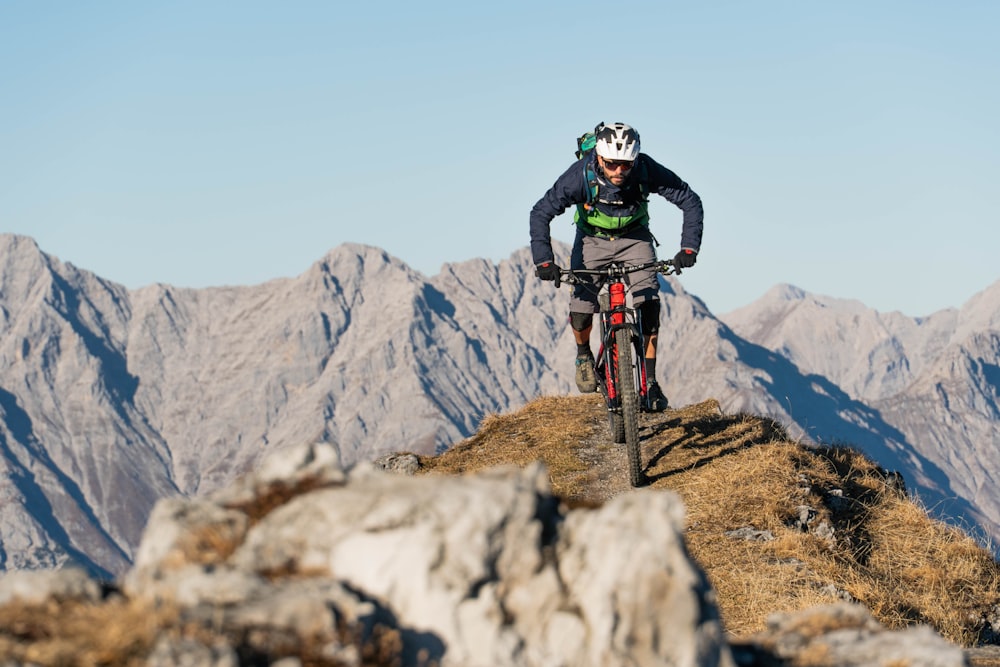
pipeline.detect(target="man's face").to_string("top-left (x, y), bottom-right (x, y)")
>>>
top-left (598, 155), bottom-right (634, 186)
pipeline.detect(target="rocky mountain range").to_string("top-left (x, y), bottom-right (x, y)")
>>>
top-left (0, 232), bottom-right (997, 577)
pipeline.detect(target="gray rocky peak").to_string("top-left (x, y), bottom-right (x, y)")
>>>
top-left (1, 232), bottom-right (1000, 577)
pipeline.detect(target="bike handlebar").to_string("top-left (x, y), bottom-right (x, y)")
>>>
top-left (556, 259), bottom-right (678, 287)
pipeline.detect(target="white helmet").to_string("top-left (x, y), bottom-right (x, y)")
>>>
top-left (594, 122), bottom-right (640, 161)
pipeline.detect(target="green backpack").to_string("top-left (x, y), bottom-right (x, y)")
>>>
top-left (575, 130), bottom-right (598, 160)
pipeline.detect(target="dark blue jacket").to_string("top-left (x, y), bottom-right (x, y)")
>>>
top-left (529, 152), bottom-right (704, 266)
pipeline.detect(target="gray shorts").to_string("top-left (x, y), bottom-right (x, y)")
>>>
top-left (568, 225), bottom-right (659, 314)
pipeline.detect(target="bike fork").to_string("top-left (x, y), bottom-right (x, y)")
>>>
top-left (608, 282), bottom-right (650, 405)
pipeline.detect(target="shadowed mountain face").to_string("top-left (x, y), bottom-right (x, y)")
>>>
top-left (1, 232), bottom-right (998, 575)
top-left (720, 283), bottom-right (1000, 545)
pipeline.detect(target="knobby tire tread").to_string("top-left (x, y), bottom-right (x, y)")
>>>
top-left (600, 316), bottom-right (625, 444)
top-left (610, 411), bottom-right (625, 444)
top-left (616, 327), bottom-right (643, 487)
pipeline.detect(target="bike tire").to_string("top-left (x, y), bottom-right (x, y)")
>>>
top-left (609, 410), bottom-right (625, 444)
top-left (597, 351), bottom-right (624, 443)
top-left (598, 303), bottom-right (625, 444)
top-left (616, 327), bottom-right (644, 487)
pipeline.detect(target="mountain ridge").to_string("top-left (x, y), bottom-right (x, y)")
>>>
top-left (413, 394), bottom-right (1000, 648)
top-left (0, 232), bottom-right (998, 577)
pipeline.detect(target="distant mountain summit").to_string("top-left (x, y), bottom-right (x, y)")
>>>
top-left (721, 279), bottom-right (1000, 543)
top-left (1, 233), bottom-right (998, 575)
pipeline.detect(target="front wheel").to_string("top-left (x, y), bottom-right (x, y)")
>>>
top-left (598, 307), bottom-right (625, 444)
top-left (615, 327), bottom-right (643, 487)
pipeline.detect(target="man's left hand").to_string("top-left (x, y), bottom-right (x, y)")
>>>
top-left (673, 249), bottom-right (698, 269)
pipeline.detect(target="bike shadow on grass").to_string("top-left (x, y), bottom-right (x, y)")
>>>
top-left (640, 411), bottom-right (788, 485)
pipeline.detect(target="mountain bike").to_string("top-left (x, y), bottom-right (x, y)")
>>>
top-left (559, 259), bottom-right (677, 487)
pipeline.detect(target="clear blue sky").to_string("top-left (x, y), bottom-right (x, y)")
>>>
top-left (3, 1), bottom-right (997, 316)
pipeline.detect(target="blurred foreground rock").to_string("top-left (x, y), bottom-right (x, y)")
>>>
top-left (732, 603), bottom-right (966, 667)
top-left (0, 441), bottom-right (976, 666)
top-left (124, 441), bottom-right (734, 666)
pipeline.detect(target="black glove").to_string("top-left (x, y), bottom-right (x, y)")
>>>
top-left (535, 262), bottom-right (561, 287)
top-left (673, 249), bottom-right (697, 270)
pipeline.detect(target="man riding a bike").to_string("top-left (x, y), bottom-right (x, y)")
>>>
top-left (529, 122), bottom-right (705, 412)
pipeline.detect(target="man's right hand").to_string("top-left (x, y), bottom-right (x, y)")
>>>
top-left (535, 262), bottom-right (561, 288)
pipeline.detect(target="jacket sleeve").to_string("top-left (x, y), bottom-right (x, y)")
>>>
top-left (529, 160), bottom-right (590, 265)
top-left (642, 155), bottom-right (704, 252)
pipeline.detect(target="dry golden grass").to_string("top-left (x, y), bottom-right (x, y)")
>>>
top-left (419, 393), bottom-right (617, 502)
top-left (418, 395), bottom-right (1000, 647)
top-left (0, 596), bottom-right (176, 666)
top-left (0, 591), bottom-right (408, 667)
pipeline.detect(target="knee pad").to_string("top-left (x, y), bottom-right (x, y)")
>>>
top-left (638, 300), bottom-right (660, 335)
top-left (569, 312), bottom-right (593, 332)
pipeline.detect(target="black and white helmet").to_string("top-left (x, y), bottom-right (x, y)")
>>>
top-left (594, 122), bottom-right (640, 161)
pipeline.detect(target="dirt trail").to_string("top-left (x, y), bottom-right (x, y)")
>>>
top-left (419, 393), bottom-right (735, 505)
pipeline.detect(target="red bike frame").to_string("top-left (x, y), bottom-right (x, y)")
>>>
top-left (600, 281), bottom-right (649, 404)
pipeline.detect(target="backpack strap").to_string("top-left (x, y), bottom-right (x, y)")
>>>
top-left (585, 161), bottom-right (600, 205)
top-left (635, 159), bottom-right (650, 201)
top-left (582, 155), bottom-right (649, 207)
top-left (575, 156), bottom-right (600, 222)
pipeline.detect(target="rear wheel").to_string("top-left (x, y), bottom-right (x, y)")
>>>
top-left (609, 411), bottom-right (625, 443)
top-left (616, 327), bottom-right (643, 487)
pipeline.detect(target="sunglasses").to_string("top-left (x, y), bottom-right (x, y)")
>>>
top-left (602, 158), bottom-right (634, 172)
